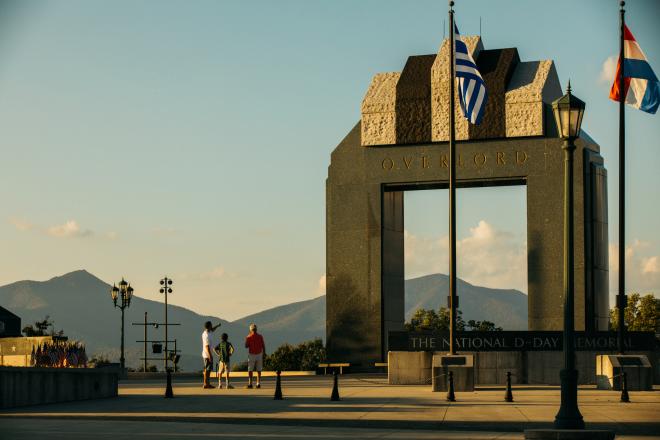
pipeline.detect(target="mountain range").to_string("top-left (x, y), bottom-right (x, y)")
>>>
top-left (0, 270), bottom-right (527, 371)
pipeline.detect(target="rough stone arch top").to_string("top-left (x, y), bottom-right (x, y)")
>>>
top-left (360, 36), bottom-right (562, 146)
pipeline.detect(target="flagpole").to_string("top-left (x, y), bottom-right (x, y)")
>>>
top-left (448, 0), bottom-right (458, 356)
top-left (617, 0), bottom-right (626, 354)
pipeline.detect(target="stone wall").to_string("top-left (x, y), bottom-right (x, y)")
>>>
top-left (326, 128), bottom-right (608, 366)
top-left (387, 351), bottom-right (659, 385)
top-left (0, 366), bottom-right (119, 409)
top-left (388, 351), bottom-right (432, 385)
top-left (0, 336), bottom-right (53, 367)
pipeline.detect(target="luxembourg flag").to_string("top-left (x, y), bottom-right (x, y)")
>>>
top-left (609, 25), bottom-right (659, 114)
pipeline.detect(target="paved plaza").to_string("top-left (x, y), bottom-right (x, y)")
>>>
top-left (1, 375), bottom-right (658, 439)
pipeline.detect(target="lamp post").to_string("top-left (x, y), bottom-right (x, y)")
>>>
top-left (160, 277), bottom-right (173, 372)
top-left (111, 278), bottom-right (134, 370)
top-left (552, 82), bottom-right (585, 430)
top-left (160, 276), bottom-right (174, 398)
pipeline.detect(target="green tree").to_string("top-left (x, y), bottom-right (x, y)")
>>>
top-left (405, 308), bottom-right (502, 331)
top-left (406, 308), bottom-right (440, 331)
top-left (263, 338), bottom-right (326, 371)
top-left (405, 307), bottom-right (466, 332)
top-left (298, 339), bottom-right (326, 371)
top-left (264, 343), bottom-right (299, 371)
top-left (610, 293), bottom-right (659, 332)
top-left (466, 319), bottom-right (503, 331)
top-left (22, 316), bottom-right (54, 336)
top-left (88, 354), bottom-right (112, 368)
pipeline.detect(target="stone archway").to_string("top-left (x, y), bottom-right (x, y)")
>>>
top-left (325, 36), bottom-right (609, 367)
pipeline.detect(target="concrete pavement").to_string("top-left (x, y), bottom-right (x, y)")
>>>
top-left (0, 419), bottom-right (525, 440)
top-left (1, 375), bottom-right (658, 439)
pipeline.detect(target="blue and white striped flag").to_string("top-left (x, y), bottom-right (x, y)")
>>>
top-left (454, 23), bottom-right (488, 125)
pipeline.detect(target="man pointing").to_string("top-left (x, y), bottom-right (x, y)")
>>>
top-left (201, 321), bottom-right (221, 389)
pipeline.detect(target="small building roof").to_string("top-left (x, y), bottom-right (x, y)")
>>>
top-left (0, 306), bottom-right (21, 320)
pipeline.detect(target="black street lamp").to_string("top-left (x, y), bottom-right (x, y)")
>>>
top-left (111, 278), bottom-right (134, 370)
top-left (160, 276), bottom-right (174, 398)
top-left (159, 277), bottom-right (173, 373)
top-left (552, 82), bottom-right (586, 430)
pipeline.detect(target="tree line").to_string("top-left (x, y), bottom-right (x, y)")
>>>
top-left (19, 293), bottom-right (657, 372)
top-left (609, 293), bottom-right (658, 332)
top-left (404, 293), bottom-right (658, 334)
top-left (405, 307), bottom-right (503, 332)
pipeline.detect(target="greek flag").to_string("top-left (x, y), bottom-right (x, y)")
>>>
top-left (454, 23), bottom-right (487, 125)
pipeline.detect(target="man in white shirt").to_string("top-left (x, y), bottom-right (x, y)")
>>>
top-left (201, 320), bottom-right (221, 389)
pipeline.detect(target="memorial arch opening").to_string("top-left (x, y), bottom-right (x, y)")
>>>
top-left (402, 185), bottom-right (528, 330)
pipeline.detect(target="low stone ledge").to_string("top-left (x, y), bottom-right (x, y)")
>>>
top-left (0, 366), bottom-right (119, 409)
top-left (388, 351), bottom-right (432, 385)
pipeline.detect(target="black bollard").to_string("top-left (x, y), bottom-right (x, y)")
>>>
top-left (446, 371), bottom-right (456, 402)
top-left (504, 371), bottom-right (514, 402)
top-left (165, 369), bottom-right (174, 398)
top-left (620, 371), bottom-right (630, 403)
top-left (274, 370), bottom-right (283, 400)
top-left (330, 370), bottom-right (340, 401)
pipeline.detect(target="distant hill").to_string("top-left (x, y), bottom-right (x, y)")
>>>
top-left (0, 270), bottom-right (527, 371)
top-left (234, 296), bottom-right (325, 347)
top-left (0, 270), bottom-right (231, 372)
top-left (405, 274), bottom-right (528, 329)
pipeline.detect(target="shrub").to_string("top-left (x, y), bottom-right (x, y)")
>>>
top-left (264, 338), bottom-right (325, 371)
top-left (298, 339), bottom-right (326, 371)
top-left (89, 355), bottom-right (112, 368)
top-left (136, 364), bottom-right (158, 372)
top-left (264, 343), bottom-right (299, 372)
top-left (233, 360), bottom-right (248, 372)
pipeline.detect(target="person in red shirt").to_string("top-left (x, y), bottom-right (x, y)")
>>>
top-left (244, 323), bottom-right (266, 388)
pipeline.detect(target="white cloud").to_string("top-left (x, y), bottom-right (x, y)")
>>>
top-left (179, 266), bottom-right (233, 281)
top-left (599, 55), bottom-right (617, 86)
top-left (405, 223), bottom-right (660, 298)
top-left (9, 217), bottom-right (33, 232)
top-left (609, 241), bottom-right (660, 296)
top-left (47, 220), bottom-right (92, 238)
top-left (10, 216), bottom-right (118, 240)
top-left (318, 274), bottom-right (326, 294)
top-left (404, 230), bottom-right (448, 278)
top-left (405, 220), bottom-right (528, 293)
top-left (203, 267), bottom-right (226, 279)
top-left (642, 256), bottom-right (659, 274)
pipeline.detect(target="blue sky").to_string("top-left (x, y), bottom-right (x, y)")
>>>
top-left (1, 0), bottom-right (658, 319)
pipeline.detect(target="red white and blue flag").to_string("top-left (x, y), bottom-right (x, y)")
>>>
top-left (609, 25), bottom-right (659, 114)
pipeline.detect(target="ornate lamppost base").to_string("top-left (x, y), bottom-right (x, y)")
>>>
top-left (165, 370), bottom-right (174, 398)
top-left (554, 369), bottom-right (584, 429)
